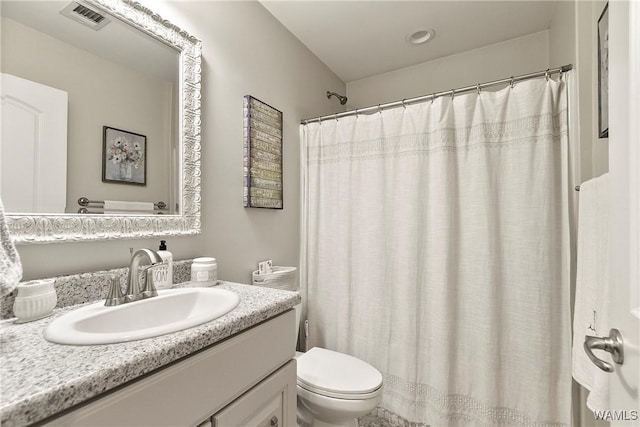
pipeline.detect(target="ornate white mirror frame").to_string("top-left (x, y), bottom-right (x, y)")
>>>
top-left (6, 0), bottom-right (202, 244)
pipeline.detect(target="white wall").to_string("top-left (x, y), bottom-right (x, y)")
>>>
top-left (15, 1), bottom-right (344, 283)
top-left (549, 0), bottom-right (576, 69)
top-left (1, 17), bottom-right (174, 213)
top-left (346, 31), bottom-right (549, 109)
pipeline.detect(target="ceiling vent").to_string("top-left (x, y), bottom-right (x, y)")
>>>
top-left (60, 2), bottom-right (110, 31)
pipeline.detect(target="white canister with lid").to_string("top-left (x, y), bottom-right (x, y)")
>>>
top-left (191, 257), bottom-right (217, 286)
top-left (13, 279), bottom-right (57, 323)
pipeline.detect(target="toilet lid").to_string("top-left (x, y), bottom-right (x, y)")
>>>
top-left (297, 347), bottom-right (382, 396)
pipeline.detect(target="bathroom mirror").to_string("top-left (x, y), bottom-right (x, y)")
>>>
top-left (1, 0), bottom-right (202, 243)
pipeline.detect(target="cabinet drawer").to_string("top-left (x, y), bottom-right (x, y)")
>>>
top-left (44, 310), bottom-right (296, 427)
top-left (213, 360), bottom-right (296, 427)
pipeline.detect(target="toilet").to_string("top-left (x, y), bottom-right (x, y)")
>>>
top-left (294, 305), bottom-right (383, 427)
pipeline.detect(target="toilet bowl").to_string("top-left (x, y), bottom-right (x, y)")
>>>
top-left (294, 305), bottom-right (383, 427)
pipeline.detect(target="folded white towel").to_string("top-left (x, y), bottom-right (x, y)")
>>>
top-left (572, 172), bottom-right (610, 412)
top-left (0, 198), bottom-right (22, 297)
top-left (103, 200), bottom-right (154, 211)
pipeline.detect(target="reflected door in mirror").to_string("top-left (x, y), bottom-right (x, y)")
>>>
top-left (1, 73), bottom-right (68, 213)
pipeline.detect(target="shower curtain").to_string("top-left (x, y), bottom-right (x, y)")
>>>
top-left (300, 78), bottom-right (571, 426)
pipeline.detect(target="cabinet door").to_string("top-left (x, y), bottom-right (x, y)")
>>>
top-left (213, 360), bottom-right (296, 427)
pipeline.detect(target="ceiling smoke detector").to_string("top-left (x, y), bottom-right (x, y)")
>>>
top-left (60, 2), bottom-right (110, 30)
top-left (407, 28), bottom-right (435, 45)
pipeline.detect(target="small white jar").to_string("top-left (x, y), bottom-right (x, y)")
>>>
top-left (13, 279), bottom-right (57, 323)
top-left (191, 257), bottom-right (217, 286)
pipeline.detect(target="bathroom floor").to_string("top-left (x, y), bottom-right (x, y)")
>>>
top-left (358, 408), bottom-right (430, 427)
top-left (358, 413), bottom-right (393, 427)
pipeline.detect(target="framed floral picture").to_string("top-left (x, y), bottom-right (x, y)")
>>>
top-left (102, 126), bottom-right (147, 185)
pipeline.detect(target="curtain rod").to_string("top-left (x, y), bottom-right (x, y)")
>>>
top-left (301, 64), bottom-right (573, 125)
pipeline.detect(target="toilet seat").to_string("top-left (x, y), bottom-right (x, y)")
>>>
top-left (296, 347), bottom-right (383, 400)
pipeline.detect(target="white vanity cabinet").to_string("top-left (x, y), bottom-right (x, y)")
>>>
top-left (212, 360), bottom-right (296, 427)
top-left (44, 310), bottom-right (297, 427)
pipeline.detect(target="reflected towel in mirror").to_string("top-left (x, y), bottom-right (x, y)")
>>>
top-left (103, 200), bottom-right (155, 211)
top-left (104, 211), bottom-right (160, 216)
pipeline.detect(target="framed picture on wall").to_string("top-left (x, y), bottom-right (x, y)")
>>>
top-left (597, 3), bottom-right (609, 138)
top-left (102, 126), bottom-right (147, 185)
top-left (243, 96), bottom-right (283, 209)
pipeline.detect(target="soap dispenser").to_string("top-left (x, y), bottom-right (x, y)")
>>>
top-left (154, 240), bottom-right (173, 290)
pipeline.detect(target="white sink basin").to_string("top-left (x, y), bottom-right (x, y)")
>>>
top-left (44, 288), bottom-right (240, 345)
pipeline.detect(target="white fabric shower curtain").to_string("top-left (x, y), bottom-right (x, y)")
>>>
top-left (300, 79), bottom-right (571, 426)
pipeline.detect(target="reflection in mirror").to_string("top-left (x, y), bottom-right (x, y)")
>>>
top-left (1, 0), bottom-right (202, 243)
top-left (1, 0), bottom-right (179, 215)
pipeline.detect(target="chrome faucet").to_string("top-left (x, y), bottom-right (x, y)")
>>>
top-left (104, 248), bottom-right (164, 306)
top-left (103, 249), bottom-right (165, 306)
top-left (125, 248), bottom-right (164, 303)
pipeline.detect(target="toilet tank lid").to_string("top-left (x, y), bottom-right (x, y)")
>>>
top-left (296, 347), bottom-right (382, 395)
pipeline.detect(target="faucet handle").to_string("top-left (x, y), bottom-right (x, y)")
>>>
top-left (140, 265), bottom-right (161, 299)
top-left (99, 274), bottom-right (125, 306)
top-left (141, 266), bottom-right (158, 299)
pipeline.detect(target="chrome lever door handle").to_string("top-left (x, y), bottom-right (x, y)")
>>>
top-left (584, 328), bottom-right (624, 372)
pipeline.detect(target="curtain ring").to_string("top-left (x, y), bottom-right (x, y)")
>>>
top-left (545, 68), bottom-right (550, 81)
top-left (317, 117), bottom-right (322, 124)
top-left (476, 83), bottom-right (481, 95)
top-left (559, 70), bottom-right (564, 80)
top-left (377, 104), bottom-right (382, 114)
top-left (431, 93), bottom-right (436, 104)
top-left (510, 77), bottom-right (515, 89)
top-left (334, 113), bottom-right (338, 121)
top-left (401, 99), bottom-right (407, 109)
top-left (355, 108), bottom-right (359, 118)
top-left (450, 89), bottom-right (455, 99)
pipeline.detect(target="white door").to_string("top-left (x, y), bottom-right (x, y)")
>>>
top-left (606, 1), bottom-right (640, 424)
top-left (0, 73), bottom-right (68, 213)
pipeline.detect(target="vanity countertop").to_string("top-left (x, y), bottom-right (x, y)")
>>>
top-left (0, 281), bottom-right (300, 427)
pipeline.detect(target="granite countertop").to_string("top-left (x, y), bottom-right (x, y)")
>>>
top-left (0, 281), bottom-right (300, 427)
